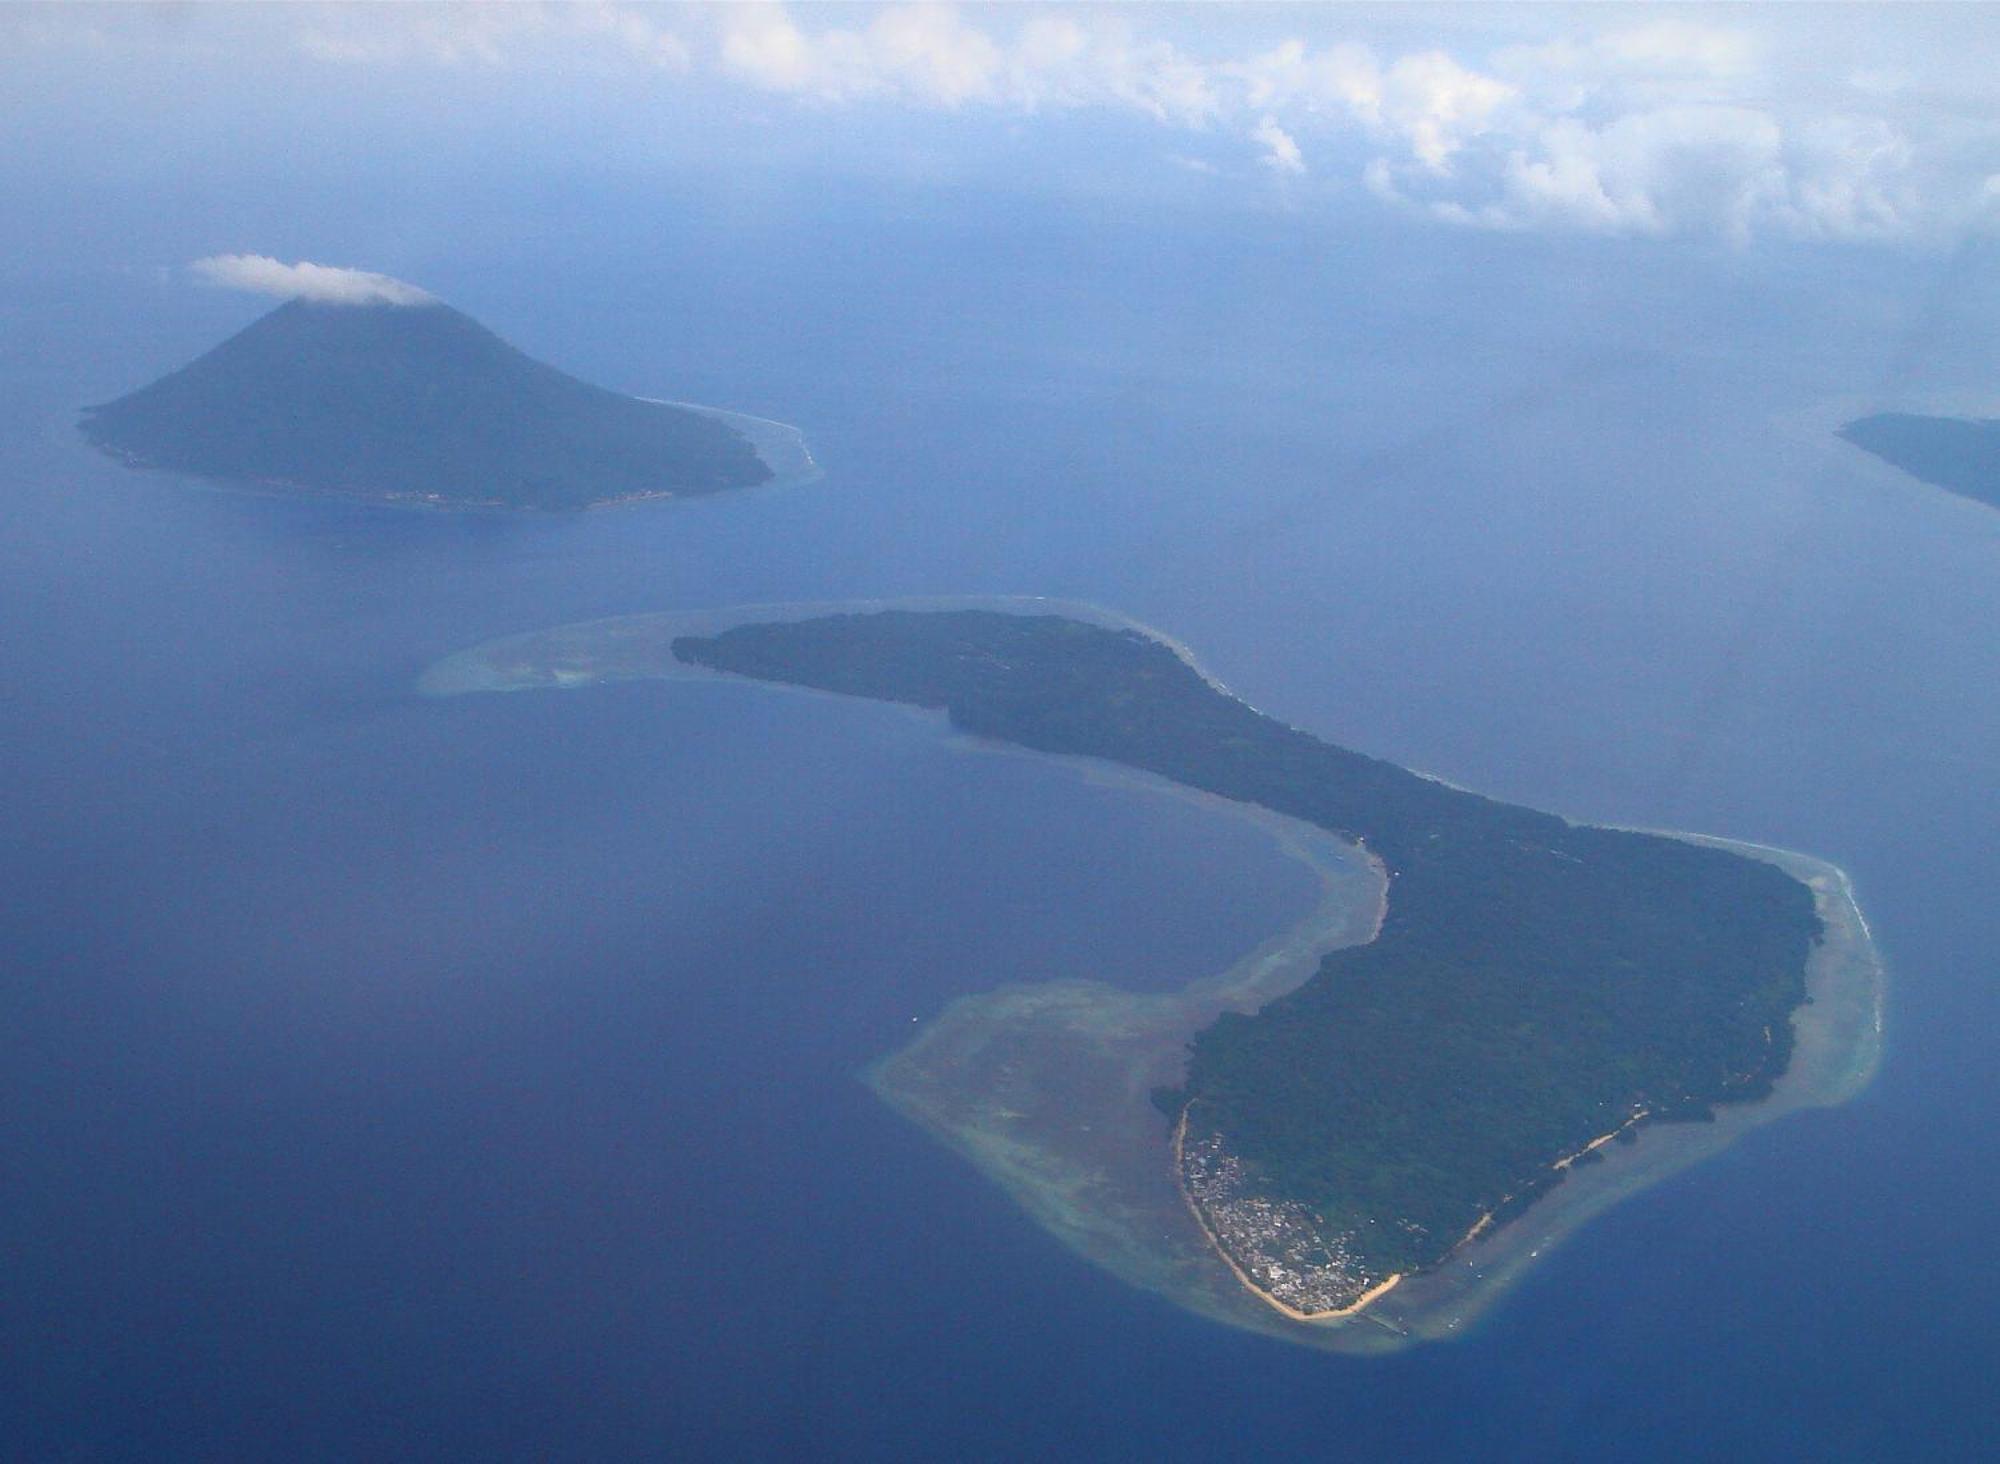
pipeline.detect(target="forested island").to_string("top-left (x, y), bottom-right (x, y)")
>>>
top-left (422, 599), bottom-right (1882, 1342)
top-left (672, 610), bottom-right (1823, 1316)
top-left (81, 297), bottom-right (787, 510)
top-left (1840, 411), bottom-right (2000, 511)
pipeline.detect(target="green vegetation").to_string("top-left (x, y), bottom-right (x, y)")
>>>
top-left (80, 299), bottom-right (769, 510)
top-left (1840, 412), bottom-right (2000, 511)
top-left (675, 610), bottom-right (1818, 1278)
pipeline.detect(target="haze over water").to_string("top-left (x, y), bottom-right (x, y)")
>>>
top-left (6, 9), bottom-right (2000, 1456)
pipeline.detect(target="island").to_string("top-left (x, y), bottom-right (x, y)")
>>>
top-left (419, 599), bottom-right (1884, 1349)
top-left (80, 296), bottom-right (814, 510)
top-left (1839, 411), bottom-right (2000, 511)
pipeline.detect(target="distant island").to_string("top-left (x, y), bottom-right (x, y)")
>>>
top-left (1839, 411), bottom-right (2000, 511)
top-left (81, 297), bottom-right (810, 510)
top-left (420, 600), bottom-right (1883, 1346)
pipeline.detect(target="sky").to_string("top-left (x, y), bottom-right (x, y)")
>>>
top-left (4, 3), bottom-right (1998, 255)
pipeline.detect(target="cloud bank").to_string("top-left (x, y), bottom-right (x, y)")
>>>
top-left (294, 2), bottom-right (689, 72)
top-left (1253, 116), bottom-right (1305, 176)
top-left (191, 255), bottom-right (435, 306)
top-left (696, 6), bottom-right (1991, 244)
top-left (14, 4), bottom-right (1997, 248)
top-left (696, 5), bottom-right (2000, 245)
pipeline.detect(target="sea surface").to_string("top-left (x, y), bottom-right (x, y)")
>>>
top-left (3, 191), bottom-right (1998, 1459)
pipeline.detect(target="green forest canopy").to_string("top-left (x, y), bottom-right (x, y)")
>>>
top-left (1841, 412), bottom-right (2000, 512)
top-left (675, 610), bottom-right (1819, 1277)
top-left (81, 299), bottom-right (769, 510)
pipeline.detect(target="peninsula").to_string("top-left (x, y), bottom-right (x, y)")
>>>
top-left (1840, 411), bottom-right (2000, 511)
top-left (80, 297), bottom-right (803, 510)
top-left (420, 601), bottom-right (1884, 1346)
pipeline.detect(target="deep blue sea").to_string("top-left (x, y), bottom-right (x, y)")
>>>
top-left (4, 188), bottom-right (1998, 1459)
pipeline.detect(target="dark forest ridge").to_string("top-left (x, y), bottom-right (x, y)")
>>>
top-left (1840, 411), bottom-right (2000, 512)
top-left (675, 609), bottom-right (1821, 1315)
top-left (80, 298), bottom-right (771, 510)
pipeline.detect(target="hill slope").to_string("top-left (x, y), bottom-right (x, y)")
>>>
top-left (673, 609), bottom-right (1820, 1302)
top-left (81, 299), bottom-right (771, 509)
top-left (1840, 412), bottom-right (2000, 512)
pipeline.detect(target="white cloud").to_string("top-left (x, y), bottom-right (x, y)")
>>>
top-left (1253, 116), bottom-right (1305, 175)
top-left (720, 4), bottom-right (1002, 106)
top-left (1596, 22), bottom-right (1758, 82)
top-left (296, 3), bottom-right (688, 72)
top-left (296, 8), bottom-right (525, 68)
top-left (1401, 104), bottom-right (1921, 243)
top-left (1228, 22), bottom-right (1963, 243)
top-left (705, 10), bottom-right (1912, 240)
top-left (574, 3), bottom-right (692, 71)
top-left (1104, 38), bottom-right (1221, 127)
top-left (717, 5), bottom-right (1221, 124)
top-left (191, 255), bottom-right (435, 306)
top-left (17, 2), bottom-right (1990, 247)
top-left (1230, 41), bottom-right (1512, 171)
top-left (870, 4), bottom-right (1003, 105)
top-left (1469, 106), bottom-right (1789, 239)
top-left (1377, 51), bottom-right (1516, 172)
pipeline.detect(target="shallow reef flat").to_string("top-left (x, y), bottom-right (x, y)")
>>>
top-left (80, 300), bottom-right (804, 511)
top-left (865, 821), bottom-right (1877, 1353)
top-left (859, 785), bottom-right (1387, 1343)
top-left (640, 400), bottom-right (822, 497)
top-left (419, 597), bottom-right (1186, 698)
top-left (422, 599), bottom-right (1885, 1352)
top-left (1341, 838), bottom-right (1882, 1349)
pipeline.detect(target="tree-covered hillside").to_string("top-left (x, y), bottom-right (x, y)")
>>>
top-left (82, 299), bottom-right (769, 509)
top-left (1841, 412), bottom-right (2000, 511)
top-left (675, 610), bottom-right (1819, 1277)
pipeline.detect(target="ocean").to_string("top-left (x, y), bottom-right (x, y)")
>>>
top-left (2, 187), bottom-right (1996, 1459)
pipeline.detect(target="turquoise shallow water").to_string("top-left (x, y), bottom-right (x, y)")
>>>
top-left (421, 603), bottom-right (1885, 1350)
top-left (3, 194), bottom-right (1999, 1458)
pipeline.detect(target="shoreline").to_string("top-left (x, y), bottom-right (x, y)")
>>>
top-left (86, 394), bottom-right (813, 515)
top-left (420, 598), bottom-right (1887, 1350)
top-left (420, 593), bottom-right (1301, 703)
top-left (1177, 829), bottom-right (1880, 1345)
top-left (853, 785), bottom-right (1389, 1341)
top-left (1352, 837), bottom-right (1882, 1345)
top-left (1171, 1109), bottom-right (1406, 1323)
top-left (638, 398), bottom-right (822, 496)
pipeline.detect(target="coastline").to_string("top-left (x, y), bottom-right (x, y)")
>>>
top-left (1345, 835), bottom-right (1883, 1346)
top-left (1172, 1109), bottom-right (1406, 1323)
top-left (1163, 832), bottom-right (1875, 1340)
top-left (86, 394), bottom-right (814, 514)
top-left (853, 785), bottom-right (1389, 1341)
top-left (1771, 392), bottom-right (2000, 525)
top-left (420, 593), bottom-right (1293, 702)
top-left (639, 399), bottom-right (822, 495)
top-left (420, 598), bottom-right (1888, 1351)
